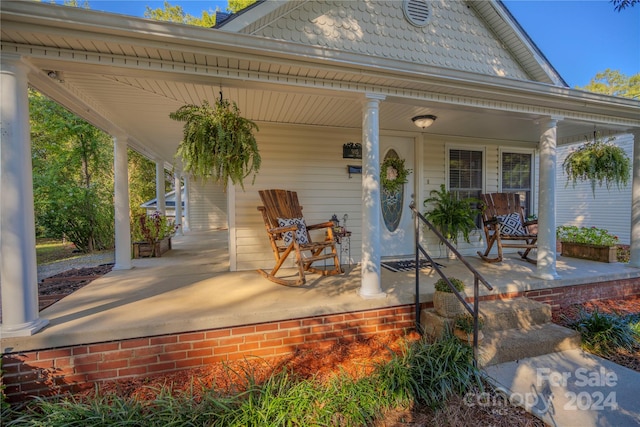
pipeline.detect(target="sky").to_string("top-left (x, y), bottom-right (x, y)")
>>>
top-left (71, 1), bottom-right (639, 89)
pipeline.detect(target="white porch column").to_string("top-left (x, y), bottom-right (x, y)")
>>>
top-left (182, 175), bottom-right (190, 232)
top-left (0, 54), bottom-right (49, 336)
top-left (155, 161), bottom-right (166, 215)
top-left (629, 129), bottom-right (640, 267)
top-left (174, 173), bottom-right (183, 235)
top-left (113, 135), bottom-right (132, 270)
top-left (534, 117), bottom-right (562, 280)
top-left (359, 93), bottom-right (386, 299)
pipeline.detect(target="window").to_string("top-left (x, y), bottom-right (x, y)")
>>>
top-left (501, 152), bottom-right (532, 217)
top-left (449, 148), bottom-right (483, 226)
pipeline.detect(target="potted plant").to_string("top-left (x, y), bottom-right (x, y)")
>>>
top-left (562, 132), bottom-right (631, 198)
top-left (423, 184), bottom-right (479, 247)
top-left (131, 211), bottom-right (178, 258)
top-left (170, 97), bottom-right (261, 190)
top-left (453, 313), bottom-right (484, 344)
top-left (381, 157), bottom-right (411, 192)
top-left (433, 276), bottom-right (467, 318)
top-left (556, 225), bottom-right (619, 263)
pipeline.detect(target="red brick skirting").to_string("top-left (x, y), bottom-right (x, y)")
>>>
top-left (3, 278), bottom-right (639, 404)
top-left (2, 306), bottom-right (414, 403)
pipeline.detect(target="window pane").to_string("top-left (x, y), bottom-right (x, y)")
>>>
top-left (501, 152), bottom-right (532, 217)
top-left (449, 149), bottom-right (483, 227)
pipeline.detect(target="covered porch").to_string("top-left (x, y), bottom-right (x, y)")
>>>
top-left (3, 228), bottom-right (639, 355)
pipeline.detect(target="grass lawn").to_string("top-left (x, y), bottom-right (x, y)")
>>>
top-left (35, 239), bottom-right (79, 265)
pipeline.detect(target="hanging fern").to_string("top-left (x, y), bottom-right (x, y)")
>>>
top-left (170, 99), bottom-right (260, 190)
top-left (562, 133), bottom-right (630, 197)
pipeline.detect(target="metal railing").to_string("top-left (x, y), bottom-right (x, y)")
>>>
top-left (409, 202), bottom-right (493, 365)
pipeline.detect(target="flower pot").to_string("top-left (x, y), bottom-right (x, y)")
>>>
top-left (561, 242), bottom-right (617, 263)
top-left (454, 328), bottom-right (484, 345)
top-left (132, 237), bottom-right (172, 258)
top-left (433, 291), bottom-right (466, 318)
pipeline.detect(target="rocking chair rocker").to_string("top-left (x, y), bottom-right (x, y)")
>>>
top-left (477, 192), bottom-right (537, 264)
top-left (257, 189), bottom-right (342, 286)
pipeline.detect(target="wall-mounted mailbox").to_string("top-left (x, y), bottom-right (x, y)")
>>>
top-left (347, 165), bottom-right (362, 178)
top-left (343, 142), bottom-right (362, 159)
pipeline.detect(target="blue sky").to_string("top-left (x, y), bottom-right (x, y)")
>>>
top-left (81, 1), bottom-right (639, 88)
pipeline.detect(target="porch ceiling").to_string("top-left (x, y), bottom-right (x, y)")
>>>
top-left (2, 2), bottom-right (639, 165)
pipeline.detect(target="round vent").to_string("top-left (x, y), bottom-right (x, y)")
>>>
top-left (402, 0), bottom-right (431, 27)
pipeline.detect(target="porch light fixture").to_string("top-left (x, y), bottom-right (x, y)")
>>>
top-left (411, 114), bottom-right (437, 129)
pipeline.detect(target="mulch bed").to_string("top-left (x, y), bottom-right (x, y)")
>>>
top-left (38, 264), bottom-right (113, 310)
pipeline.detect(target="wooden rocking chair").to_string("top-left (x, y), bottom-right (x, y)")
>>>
top-left (257, 189), bottom-right (342, 286)
top-left (477, 192), bottom-right (537, 264)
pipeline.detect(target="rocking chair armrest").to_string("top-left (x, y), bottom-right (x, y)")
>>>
top-left (485, 217), bottom-right (499, 226)
top-left (268, 224), bottom-right (299, 235)
top-left (523, 219), bottom-right (538, 227)
top-left (306, 221), bottom-right (335, 231)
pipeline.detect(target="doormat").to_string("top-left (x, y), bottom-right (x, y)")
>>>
top-left (381, 259), bottom-right (443, 273)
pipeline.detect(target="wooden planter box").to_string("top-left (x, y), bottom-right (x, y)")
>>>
top-left (132, 237), bottom-right (172, 258)
top-left (561, 242), bottom-right (617, 263)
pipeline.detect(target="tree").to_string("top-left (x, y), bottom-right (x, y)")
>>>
top-left (576, 69), bottom-right (640, 100)
top-left (144, 1), bottom-right (216, 27)
top-left (30, 89), bottom-right (115, 252)
top-left (611, 0), bottom-right (638, 11)
top-left (128, 149), bottom-right (158, 217)
top-left (228, 0), bottom-right (257, 13)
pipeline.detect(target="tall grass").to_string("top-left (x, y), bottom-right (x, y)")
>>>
top-left (4, 335), bottom-right (482, 427)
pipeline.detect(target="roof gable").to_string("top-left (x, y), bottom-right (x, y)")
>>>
top-left (219, 0), bottom-right (564, 85)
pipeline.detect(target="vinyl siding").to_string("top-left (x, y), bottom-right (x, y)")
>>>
top-left (188, 179), bottom-right (228, 231)
top-left (556, 134), bottom-right (632, 244)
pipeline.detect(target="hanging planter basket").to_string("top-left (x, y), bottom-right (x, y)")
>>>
top-left (562, 133), bottom-right (630, 197)
top-left (170, 97), bottom-right (260, 190)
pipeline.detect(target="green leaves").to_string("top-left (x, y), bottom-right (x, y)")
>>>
top-left (562, 134), bottom-right (631, 197)
top-left (171, 99), bottom-right (260, 190)
top-left (423, 184), bottom-right (479, 245)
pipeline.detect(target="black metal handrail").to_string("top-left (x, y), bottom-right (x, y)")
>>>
top-left (409, 201), bottom-right (493, 365)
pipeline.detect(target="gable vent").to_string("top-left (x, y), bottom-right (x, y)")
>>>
top-left (403, 0), bottom-right (431, 27)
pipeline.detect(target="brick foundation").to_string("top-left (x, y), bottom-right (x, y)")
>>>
top-left (2, 306), bottom-right (414, 403)
top-left (3, 278), bottom-right (639, 404)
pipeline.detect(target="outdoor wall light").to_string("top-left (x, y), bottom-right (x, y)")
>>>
top-left (411, 114), bottom-right (437, 129)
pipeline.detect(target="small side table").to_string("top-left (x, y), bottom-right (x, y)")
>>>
top-left (333, 230), bottom-right (352, 267)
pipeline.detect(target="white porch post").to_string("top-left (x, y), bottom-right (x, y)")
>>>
top-left (629, 129), bottom-right (640, 267)
top-left (182, 175), bottom-right (190, 232)
top-left (359, 93), bottom-right (386, 299)
top-left (156, 161), bottom-right (166, 215)
top-left (113, 135), bottom-right (132, 270)
top-left (0, 54), bottom-right (49, 336)
top-left (535, 117), bottom-right (561, 280)
top-left (174, 173), bottom-right (183, 235)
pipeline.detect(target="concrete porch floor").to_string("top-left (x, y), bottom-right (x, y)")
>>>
top-left (3, 229), bottom-right (640, 354)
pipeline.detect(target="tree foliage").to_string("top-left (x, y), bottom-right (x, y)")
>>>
top-left (611, 0), bottom-right (639, 11)
top-left (228, 0), bottom-right (257, 13)
top-left (577, 69), bottom-right (640, 100)
top-left (30, 89), bottom-right (115, 252)
top-left (144, 1), bottom-right (216, 27)
top-left (128, 149), bottom-right (159, 217)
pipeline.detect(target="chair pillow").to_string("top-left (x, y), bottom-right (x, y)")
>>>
top-left (277, 217), bottom-right (310, 245)
top-left (496, 213), bottom-right (526, 236)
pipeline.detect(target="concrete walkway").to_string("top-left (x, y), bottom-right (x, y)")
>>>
top-left (484, 349), bottom-right (640, 426)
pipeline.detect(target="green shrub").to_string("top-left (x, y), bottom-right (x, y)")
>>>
top-left (567, 309), bottom-right (637, 355)
top-left (434, 277), bottom-right (465, 293)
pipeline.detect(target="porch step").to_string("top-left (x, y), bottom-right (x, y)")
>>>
top-left (420, 297), bottom-right (581, 367)
top-left (478, 323), bottom-right (581, 367)
top-left (479, 298), bottom-right (551, 332)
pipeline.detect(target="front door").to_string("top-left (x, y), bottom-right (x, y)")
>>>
top-left (380, 136), bottom-right (415, 258)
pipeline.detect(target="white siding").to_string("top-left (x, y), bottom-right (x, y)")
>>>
top-left (233, 123), bottom-right (363, 271)
top-left (188, 179), bottom-right (228, 231)
top-left (556, 134), bottom-right (633, 244)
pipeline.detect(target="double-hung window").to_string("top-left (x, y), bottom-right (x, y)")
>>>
top-left (501, 151), bottom-right (533, 218)
top-left (448, 148), bottom-right (483, 226)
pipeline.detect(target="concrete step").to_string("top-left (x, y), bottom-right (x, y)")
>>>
top-left (478, 323), bottom-right (581, 367)
top-left (479, 298), bottom-right (551, 332)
